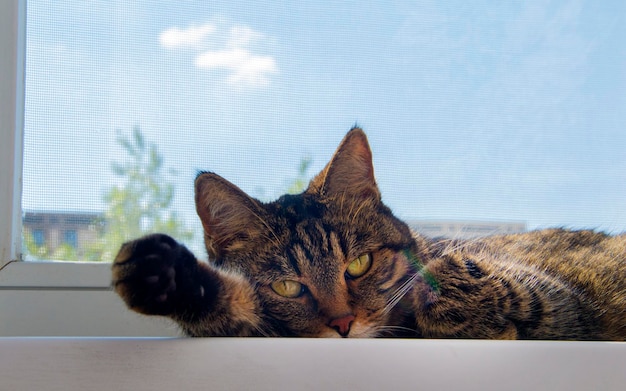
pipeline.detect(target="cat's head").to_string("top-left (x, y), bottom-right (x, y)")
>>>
top-left (195, 128), bottom-right (420, 337)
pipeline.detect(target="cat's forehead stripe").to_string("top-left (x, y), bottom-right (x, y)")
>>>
top-left (329, 232), bottom-right (346, 262)
top-left (288, 244), bottom-right (307, 276)
top-left (285, 222), bottom-right (349, 273)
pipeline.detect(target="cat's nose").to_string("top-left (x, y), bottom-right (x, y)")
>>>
top-left (328, 314), bottom-right (355, 337)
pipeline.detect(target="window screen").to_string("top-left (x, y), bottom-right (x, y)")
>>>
top-left (22, 1), bottom-right (626, 261)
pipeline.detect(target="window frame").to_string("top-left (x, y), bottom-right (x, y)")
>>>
top-left (1, 0), bottom-right (624, 341)
top-left (0, 1), bottom-right (176, 337)
top-left (0, 0), bottom-right (25, 270)
top-left (0, 11), bottom-right (624, 391)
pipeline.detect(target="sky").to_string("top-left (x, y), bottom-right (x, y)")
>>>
top-left (22, 0), bottom-right (626, 253)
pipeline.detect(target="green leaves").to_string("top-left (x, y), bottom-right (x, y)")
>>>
top-left (24, 126), bottom-right (194, 262)
top-left (94, 127), bottom-right (193, 262)
top-left (286, 154), bottom-right (312, 194)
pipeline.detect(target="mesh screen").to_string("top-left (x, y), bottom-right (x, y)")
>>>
top-left (22, 0), bottom-right (626, 261)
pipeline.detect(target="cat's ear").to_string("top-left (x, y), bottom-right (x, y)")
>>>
top-left (308, 127), bottom-right (381, 202)
top-left (195, 172), bottom-right (265, 260)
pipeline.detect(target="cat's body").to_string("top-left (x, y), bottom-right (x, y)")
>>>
top-left (112, 128), bottom-right (626, 340)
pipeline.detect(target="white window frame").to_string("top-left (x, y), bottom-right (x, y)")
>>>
top-left (0, 0), bottom-right (24, 270)
top-left (0, 3), bottom-right (624, 390)
top-left (0, 1), bottom-right (176, 337)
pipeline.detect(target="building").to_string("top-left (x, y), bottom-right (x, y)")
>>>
top-left (22, 211), bottom-right (526, 258)
top-left (409, 220), bottom-right (526, 240)
top-left (22, 211), bottom-right (104, 257)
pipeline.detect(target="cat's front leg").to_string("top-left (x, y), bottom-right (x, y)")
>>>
top-left (411, 253), bottom-right (519, 339)
top-left (112, 234), bottom-right (212, 317)
top-left (112, 234), bottom-right (262, 336)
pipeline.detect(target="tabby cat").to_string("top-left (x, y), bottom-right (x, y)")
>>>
top-left (112, 128), bottom-right (626, 340)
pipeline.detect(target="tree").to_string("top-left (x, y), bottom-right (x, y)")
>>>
top-left (286, 154), bottom-right (312, 194)
top-left (23, 127), bottom-right (310, 261)
top-left (84, 126), bottom-right (194, 262)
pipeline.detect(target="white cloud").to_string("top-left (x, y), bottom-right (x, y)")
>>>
top-left (195, 48), bottom-right (277, 86)
top-left (227, 25), bottom-right (263, 48)
top-left (160, 22), bottom-right (277, 87)
top-left (159, 23), bottom-right (216, 49)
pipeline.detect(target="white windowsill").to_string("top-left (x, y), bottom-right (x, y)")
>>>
top-left (0, 261), bottom-right (179, 337)
top-left (0, 260), bottom-right (111, 288)
top-left (0, 337), bottom-right (624, 391)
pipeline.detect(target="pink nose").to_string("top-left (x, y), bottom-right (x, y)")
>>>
top-left (328, 314), bottom-right (355, 337)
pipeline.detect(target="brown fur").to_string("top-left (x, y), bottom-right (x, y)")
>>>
top-left (112, 128), bottom-right (626, 339)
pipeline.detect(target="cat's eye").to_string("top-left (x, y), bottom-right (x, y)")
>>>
top-left (346, 253), bottom-right (372, 278)
top-left (270, 280), bottom-right (304, 298)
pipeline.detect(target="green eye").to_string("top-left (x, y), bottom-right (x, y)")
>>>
top-left (346, 253), bottom-right (372, 278)
top-left (270, 280), bottom-right (304, 298)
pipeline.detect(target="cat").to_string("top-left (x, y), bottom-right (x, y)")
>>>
top-left (112, 127), bottom-right (626, 340)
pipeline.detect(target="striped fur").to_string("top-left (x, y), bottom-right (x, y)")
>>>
top-left (112, 128), bottom-right (626, 340)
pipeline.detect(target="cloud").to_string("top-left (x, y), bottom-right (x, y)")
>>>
top-left (228, 25), bottom-right (264, 48)
top-left (195, 48), bottom-right (277, 86)
top-left (160, 22), bottom-right (277, 86)
top-left (159, 23), bottom-right (216, 49)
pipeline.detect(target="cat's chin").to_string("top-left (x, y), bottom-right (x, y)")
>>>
top-left (348, 326), bottom-right (378, 338)
top-left (317, 321), bottom-right (377, 338)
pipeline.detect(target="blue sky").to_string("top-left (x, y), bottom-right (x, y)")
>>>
top-left (22, 0), bottom-right (626, 252)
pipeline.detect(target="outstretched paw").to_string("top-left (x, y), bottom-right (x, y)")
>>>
top-left (112, 234), bottom-right (204, 316)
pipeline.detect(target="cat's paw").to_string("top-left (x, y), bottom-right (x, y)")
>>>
top-left (112, 233), bottom-right (204, 316)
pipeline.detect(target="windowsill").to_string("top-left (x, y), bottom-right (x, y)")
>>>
top-left (0, 261), bottom-right (179, 337)
top-left (1, 263), bottom-right (625, 389)
top-left (0, 260), bottom-right (111, 288)
top-left (0, 337), bottom-right (624, 390)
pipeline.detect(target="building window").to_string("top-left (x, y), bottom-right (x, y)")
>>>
top-left (32, 229), bottom-right (45, 247)
top-left (64, 230), bottom-right (78, 249)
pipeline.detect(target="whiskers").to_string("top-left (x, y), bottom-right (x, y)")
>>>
top-left (252, 321), bottom-right (273, 337)
top-left (249, 207), bottom-right (282, 249)
top-left (383, 272), bottom-right (419, 315)
top-left (432, 235), bottom-right (490, 257)
top-left (364, 325), bottom-right (417, 338)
